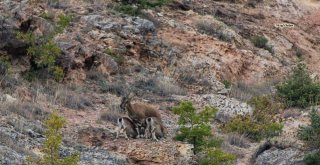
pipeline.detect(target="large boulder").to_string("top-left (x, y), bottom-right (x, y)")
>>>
top-left (255, 147), bottom-right (304, 165)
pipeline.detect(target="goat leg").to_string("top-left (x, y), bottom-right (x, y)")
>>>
top-left (151, 127), bottom-right (158, 141)
top-left (135, 127), bottom-right (140, 138)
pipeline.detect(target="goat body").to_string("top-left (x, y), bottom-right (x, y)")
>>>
top-left (116, 117), bottom-right (138, 139)
top-left (120, 96), bottom-right (161, 137)
top-left (144, 117), bottom-right (166, 141)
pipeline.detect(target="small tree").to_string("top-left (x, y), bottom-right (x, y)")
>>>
top-left (277, 63), bottom-right (320, 108)
top-left (173, 101), bottom-right (236, 164)
top-left (27, 112), bottom-right (79, 165)
top-left (173, 101), bottom-right (217, 153)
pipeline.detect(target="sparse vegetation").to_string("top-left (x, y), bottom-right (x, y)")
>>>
top-left (7, 102), bottom-right (47, 121)
top-left (222, 80), bottom-right (231, 89)
top-left (116, 0), bottom-right (170, 16)
top-left (104, 48), bottom-right (125, 65)
top-left (134, 76), bottom-right (186, 96)
top-left (298, 109), bottom-right (320, 165)
top-left (277, 63), bottom-right (320, 108)
top-left (303, 153), bottom-right (320, 165)
top-left (27, 112), bottom-right (80, 165)
top-left (227, 134), bottom-right (250, 148)
top-left (100, 110), bottom-right (122, 123)
top-left (99, 80), bottom-right (127, 96)
top-left (16, 13), bottom-right (72, 82)
top-left (251, 35), bottom-right (274, 54)
top-left (230, 80), bottom-right (278, 101)
top-left (173, 101), bottom-right (236, 164)
top-left (0, 56), bottom-right (11, 75)
top-left (221, 96), bottom-right (283, 141)
top-left (196, 20), bottom-right (233, 42)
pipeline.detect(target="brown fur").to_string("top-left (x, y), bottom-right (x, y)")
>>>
top-left (144, 117), bottom-right (167, 141)
top-left (116, 117), bottom-right (138, 139)
top-left (120, 95), bottom-right (161, 137)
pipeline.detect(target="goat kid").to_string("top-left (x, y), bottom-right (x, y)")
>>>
top-left (144, 117), bottom-right (166, 141)
top-left (116, 117), bottom-right (138, 140)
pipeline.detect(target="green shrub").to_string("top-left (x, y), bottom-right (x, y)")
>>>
top-left (0, 56), bottom-right (11, 75)
top-left (277, 63), bottom-right (320, 108)
top-left (173, 101), bottom-right (235, 164)
top-left (298, 109), bottom-right (320, 149)
top-left (300, 109), bottom-right (320, 165)
top-left (53, 66), bottom-right (64, 82)
top-left (104, 48), bottom-right (124, 65)
top-left (56, 13), bottom-right (72, 33)
top-left (173, 101), bottom-right (217, 153)
top-left (265, 45), bottom-right (274, 54)
top-left (115, 4), bottom-right (141, 16)
top-left (198, 148), bottom-right (236, 165)
top-left (221, 96), bottom-right (283, 141)
top-left (16, 12), bottom-right (72, 82)
top-left (116, 0), bottom-right (170, 16)
top-left (251, 35), bottom-right (274, 54)
top-left (222, 80), bottom-right (231, 88)
top-left (304, 153), bottom-right (320, 165)
top-left (27, 112), bottom-right (79, 165)
top-left (251, 35), bottom-right (268, 48)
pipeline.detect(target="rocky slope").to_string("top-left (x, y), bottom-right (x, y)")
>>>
top-left (1, 0), bottom-right (320, 164)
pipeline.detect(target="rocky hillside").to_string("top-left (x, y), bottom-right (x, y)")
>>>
top-left (1, 0), bottom-right (320, 164)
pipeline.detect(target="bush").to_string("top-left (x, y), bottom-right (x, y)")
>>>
top-left (277, 63), bottom-right (320, 108)
top-left (104, 48), bottom-right (124, 65)
top-left (298, 119), bottom-right (319, 165)
top-left (0, 56), bottom-right (11, 75)
top-left (229, 80), bottom-right (278, 102)
top-left (173, 101), bottom-right (235, 164)
top-left (16, 12), bottom-right (72, 82)
top-left (98, 80), bottom-right (127, 96)
top-left (134, 76), bottom-right (186, 96)
top-left (198, 148), bottom-right (236, 165)
top-left (27, 112), bottom-right (79, 165)
top-left (116, 0), bottom-right (169, 16)
top-left (56, 90), bottom-right (93, 110)
top-left (304, 153), bottom-right (320, 165)
top-left (298, 109), bottom-right (320, 149)
top-left (227, 134), bottom-right (250, 148)
top-left (221, 96), bottom-right (283, 141)
top-left (222, 80), bottom-right (231, 88)
top-left (196, 20), bottom-right (233, 42)
top-left (251, 35), bottom-right (274, 54)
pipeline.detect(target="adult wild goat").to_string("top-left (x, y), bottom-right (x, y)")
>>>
top-left (120, 93), bottom-right (161, 138)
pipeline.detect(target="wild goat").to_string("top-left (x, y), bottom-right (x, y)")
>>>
top-left (143, 117), bottom-right (166, 141)
top-left (116, 117), bottom-right (138, 140)
top-left (120, 94), bottom-right (161, 138)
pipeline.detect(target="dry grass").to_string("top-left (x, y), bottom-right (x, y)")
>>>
top-left (134, 75), bottom-right (186, 97)
top-left (227, 133), bottom-right (250, 148)
top-left (196, 18), bottom-right (235, 42)
top-left (229, 80), bottom-right (280, 102)
top-left (100, 111), bottom-right (122, 124)
top-left (55, 89), bottom-right (93, 110)
top-left (100, 101), bottom-right (123, 124)
top-left (282, 109), bottom-right (301, 119)
top-left (0, 102), bottom-right (47, 121)
top-left (221, 142), bottom-right (246, 159)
